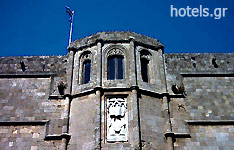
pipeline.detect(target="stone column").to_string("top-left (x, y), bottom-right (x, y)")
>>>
top-left (94, 88), bottom-right (102, 149)
top-left (66, 50), bottom-right (75, 94)
top-left (60, 138), bottom-right (67, 150)
top-left (60, 96), bottom-right (71, 150)
top-left (96, 40), bottom-right (103, 87)
top-left (161, 49), bottom-right (168, 93)
top-left (129, 38), bottom-right (137, 85)
top-left (62, 96), bottom-right (70, 133)
top-left (162, 96), bottom-right (174, 150)
top-left (129, 37), bottom-right (141, 149)
top-left (130, 86), bottom-right (141, 149)
top-left (60, 49), bottom-right (75, 150)
top-left (166, 136), bottom-right (174, 150)
top-left (94, 40), bottom-right (103, 149)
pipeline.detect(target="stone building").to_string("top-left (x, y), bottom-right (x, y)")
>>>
top-left (0, 31), bottom-right (233, 150)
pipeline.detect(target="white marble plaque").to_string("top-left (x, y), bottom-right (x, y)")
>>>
top-left (107, 97), bottom-right (128, 142)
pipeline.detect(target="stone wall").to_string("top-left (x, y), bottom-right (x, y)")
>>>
top-left (0, 55), bottom-right (67, 74)
top-left (165, 53), bottom-right (234, 149)
top-left (0, 55), bottom-right (68, 150)
top-left (175, 125), bottom-right (234, 150)
top-left (165, 53), bottom-right (234, 95)
top-left (139, 95), bottom-right (166, 150)
top-left (68, 94), bottom-right (97, 150)
top-left (0, 125), bottom-right (62, 150)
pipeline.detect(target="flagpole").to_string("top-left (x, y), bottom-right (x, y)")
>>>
top-left (68, 11), bottom-right (74, 47)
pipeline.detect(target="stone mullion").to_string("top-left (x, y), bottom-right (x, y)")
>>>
top-left (115, 57), bottom-right (118, 79)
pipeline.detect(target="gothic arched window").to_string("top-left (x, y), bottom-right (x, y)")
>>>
top-left (82, 60), bottom-right (91, 84)
top-left (108, 55), bottom-right (124, 80)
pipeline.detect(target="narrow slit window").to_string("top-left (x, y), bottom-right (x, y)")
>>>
top-left (141, 58), bottom-right (149, 83)
top-left (82, 60), bottom-right (91, 84)
top-left (108, 56), bottom-right (124, 80)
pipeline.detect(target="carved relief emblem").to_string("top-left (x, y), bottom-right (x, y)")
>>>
top-left (107, 97), bottom-right (128, 142)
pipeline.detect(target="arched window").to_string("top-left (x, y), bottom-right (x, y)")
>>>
top-left (82, 60), bottom-right (91, 84)
top-left (79, 52), bottom-right (92, 84)
top-left (108, 55), bottom-right (124, 80)
top-left (141, 58), bottom-right (149, 82)
top-left (140, 50), bottom-right (152, 83)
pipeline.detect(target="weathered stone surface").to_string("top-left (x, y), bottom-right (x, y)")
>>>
top-left (69, 31), bottom-right (163, 50)
top-left (0, 32), bottom-right (233, 150)
top-left (139, 95), bottom-right (166, 150)
top-left (175, 125), bottom-right (234, 150)
top-left (68, 94), bottom-right (97, 150)
top-left (0, 55), bottom-right (67, 74)
top-left (0, 126), bottom-right (61, 150)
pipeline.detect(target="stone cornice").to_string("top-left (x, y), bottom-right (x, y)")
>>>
top-left (68, 31), bottom-right (164, 52)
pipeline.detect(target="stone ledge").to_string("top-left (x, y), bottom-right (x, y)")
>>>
top-left (48, 95), bottom-right (65, 99)
top-left (71, 87), bottom-right (185, 99)
top-left (44, 133), bottom-right (71, 141)
top-left (0, 73), bottom-right (55, 78)
top-left (0, 120), bottom-right (72, 141)
top-left (0, 120), bottom-right (49, 126)
top-left (174, 133), bottom-right (191, 138)
top-left (181, 73), bottom-right (234, 77)
top-left (185, 120), bottom-right (234, 125)
top-left (164, 132), bottom-right (191, 140)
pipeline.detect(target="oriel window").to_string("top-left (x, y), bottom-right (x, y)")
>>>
top-left (82, 60), bottom-right (91, 84)
top-left (108, 56), bottom-right (124, 80)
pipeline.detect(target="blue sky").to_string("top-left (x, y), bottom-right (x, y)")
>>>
top-left (0, 0), bottom-right (233, 56)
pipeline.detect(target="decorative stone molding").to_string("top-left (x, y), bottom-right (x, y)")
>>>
top-left (139, 49), bottom-right (152, 60)
top-left (141, 54), bottom-right (151, 60)
top-left (107, 97), bottom-right (128, 142)
top-left (104, 44), bottom-right (127, 57)
top-left (80, 51), bottom-right (92, 62)
top-left (107, 49), bottom-right (124, 57)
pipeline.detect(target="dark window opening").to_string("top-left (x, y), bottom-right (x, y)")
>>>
top-left (108, 56), bottom-right (124, 80)
top-left (212, 58), bottom-right (218, 68)
top-left (82, 60), bottom-right (91, 84)
top-left (141, 58), bottom-right (149, 83)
